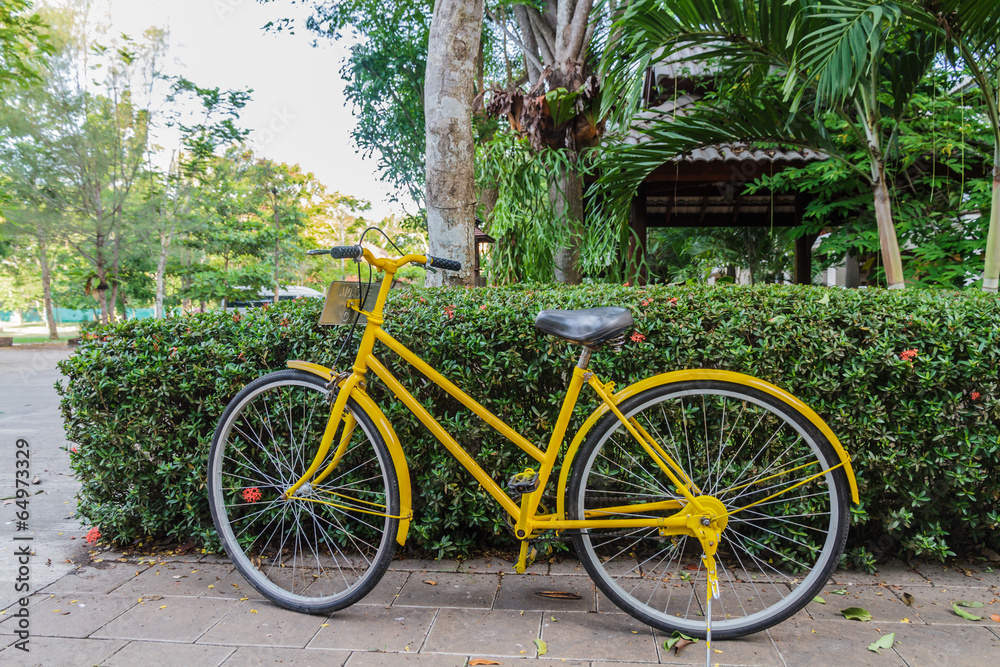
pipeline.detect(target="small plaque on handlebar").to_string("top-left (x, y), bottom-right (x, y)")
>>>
top-left (319, 281), bottom-right (381, 326)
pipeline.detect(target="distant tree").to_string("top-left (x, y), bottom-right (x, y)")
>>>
top-left (0, 0), bottom-right (51, 90)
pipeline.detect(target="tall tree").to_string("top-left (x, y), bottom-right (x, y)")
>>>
top-left (931, 2), bottom-right (1000, 291)
top-left (422, 0), bottom-right (483, 286)
top-left (0, 0), bottom-right (51, 90)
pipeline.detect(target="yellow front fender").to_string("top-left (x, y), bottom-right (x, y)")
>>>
top-left (286, 360), bottom-right (412, 546)
top-left (555, 370), bottom-right (860, 520)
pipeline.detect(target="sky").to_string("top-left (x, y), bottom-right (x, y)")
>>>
top-left (98, 0), bottom-right (414, 221)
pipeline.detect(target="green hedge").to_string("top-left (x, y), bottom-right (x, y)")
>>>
top-left (58, 284), bottom-right (1000, 566)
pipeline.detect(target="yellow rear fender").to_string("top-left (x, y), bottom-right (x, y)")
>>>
top-left (286, 360), bottom-right (412, 546)
top-left (555, 370), bottom-right (860, 520)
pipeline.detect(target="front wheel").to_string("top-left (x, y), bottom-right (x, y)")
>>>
top-left (208, 369), bottom-right (399, 613)
top-left (568, 378), bottom-right (850, 639)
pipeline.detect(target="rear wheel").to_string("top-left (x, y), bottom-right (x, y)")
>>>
top-left (208, 369), bottom-right (399, 613)
top-left (568, 378), bottom-right (850, 638)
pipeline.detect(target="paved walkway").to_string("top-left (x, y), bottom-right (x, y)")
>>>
top-left (1, 552), bottom-right (998, 666)
top-left (1, 345), bottom-right (999, 666)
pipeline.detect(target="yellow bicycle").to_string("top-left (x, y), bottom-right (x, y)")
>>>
top-left (208, 243), bottom-right (859, 640)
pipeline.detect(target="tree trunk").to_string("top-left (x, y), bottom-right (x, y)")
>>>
top-left (424, 0), bottom-right (484, 287)
top-left (860, 105), bottom-right (905, 290)
top-left (551, 160), bottom-right (584, 284)
top-left (155, 230), bottom-right (172, 319)
top-left (872, 165), bottom-right (905, 289)
top-left (37, 239), bottom-right (59, 340)
top-left (983, 153), bottom-right (1000, 292)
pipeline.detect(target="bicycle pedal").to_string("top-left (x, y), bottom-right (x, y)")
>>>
top-left (507, 468), bottom-right (540, 496)
top-left (515, 541), bottom-right (538, 574)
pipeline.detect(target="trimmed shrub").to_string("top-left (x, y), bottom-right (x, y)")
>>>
top-left (58, 284), bottom-right (1000, 565)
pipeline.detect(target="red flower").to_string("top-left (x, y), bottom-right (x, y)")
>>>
top-left (971, 390), bottom-right (981, 401)
top-left (480, 305), bottom-right (487, 311)
top-left (242, 487), bottom-right (262, 503)
top-left (71, 446), bottom-right (77, 454)
top-left (232, 313), bottom-right (241, 323)
top-left (631, 332), bottom-right (646, 343)
top-left (640, 299), bottom-right (650, 307)
top-left (623, 282), bottom-right (631, 287)
top-left (85, 527), bottom-right (101, 545)
top-left (900, 349), bottom-right (918, 361)
top-left (668, 297), bottom-right (678, 305)
top-left (444, 304), bottom-right (455, 319)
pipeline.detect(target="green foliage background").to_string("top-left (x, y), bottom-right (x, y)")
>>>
top-left (58, 286), bottom-right (1000, 565)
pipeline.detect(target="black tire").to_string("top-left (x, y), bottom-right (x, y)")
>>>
top-left (208, 369), bottom-right (399, 613)
top-left (568, 379), bottom-right (850, 638)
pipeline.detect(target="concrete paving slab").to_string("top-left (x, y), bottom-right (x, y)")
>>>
top-left (0, 592), bottom-right (136, 637)
top-left (886, 585), bottom-right (998, 625)
top-left (913, 561), bottom-right (999, 588)
top-left (360, 570), bottom-right (410, 606)
top-left (888, 623), bottom-right (1000, 666)
top-left (538, 610), bottom-right (659, 662)
top-left (221, 646), bottom-right (351, 666)
top-left (200, 569), bottom-right (268, 600)
top-left (0, 636), bottom-right (126, 667)
top-left (654, 627), bottom-right (782, 666)
top-left (494, 574), bottom-right (595, 612)
top-left (807, 584), bottom-right (913, 624)
top-left (307, 605), bottom-right (436, 652)
top-left (36, 560), bottom-right (149, 595)
top-left (198, 600), bottom-right (328, 648)
top-left (388, 559), bottom-right (461, 572)
top-left (767, 618), bottom-right (901, 666)
top-left (343, 653), bottom-right (467, 666)
top-left (393, 572), bottom-right (498, 609)
top-left (833, 561), bottom-right (931, 587)
top-left (457, 557), bottom-right (508, 574)
top-left (101, 640), bottom-right (235, 666)
top-left (93, 596), bottom-right (238, 642)
top-left (423, 608), bottom-right (542, 657)
top-left (111, 562), bottom-right (235, 597)
top-left (548, 558), bottom-right (589, 576)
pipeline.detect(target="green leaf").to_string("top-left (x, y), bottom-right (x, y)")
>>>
top-left (830, 589), bottom-right (848, 595)
top-left (534, 638), bottom-right (547, 656)
top-left (813, 596), bottom-right (826, 604)
top-left (868, 633), bottom-right (895, 653)
top-left (840, 607), bottom-right (872, 621)
top-left (955, 600), bottom-right (985, 608)
top-left (952, 604), bottom-right (982, 621)
top-left (664, 631), bottom-right (699, 651)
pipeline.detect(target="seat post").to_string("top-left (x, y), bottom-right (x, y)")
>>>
top-left (576, 346), bottom-right (593, 370)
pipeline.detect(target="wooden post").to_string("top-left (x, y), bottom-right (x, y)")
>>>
top-left (628, 183), bottom-right (649, 284)
top-left (794, 234), bottom-right (816, 285)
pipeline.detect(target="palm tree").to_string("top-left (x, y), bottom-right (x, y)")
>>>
top-left (931, 1), bottom-right (1000, 291)
top-left (597, 0), bottom-right (941, 289)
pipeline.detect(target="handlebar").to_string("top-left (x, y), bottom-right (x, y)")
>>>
top-left (308, 246), bottom-right (462, 272)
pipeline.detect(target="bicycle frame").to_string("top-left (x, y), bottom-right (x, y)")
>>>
top-left (282, 250), bottom-right (715, 542)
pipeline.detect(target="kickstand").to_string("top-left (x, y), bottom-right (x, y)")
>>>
top-left (703, 555), bottom-right (720, 667)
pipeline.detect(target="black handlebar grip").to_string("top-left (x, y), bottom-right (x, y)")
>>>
top-left (428, 256), bottom-right (462, 272)
top-left (329, 246), bottom-right (364, 259)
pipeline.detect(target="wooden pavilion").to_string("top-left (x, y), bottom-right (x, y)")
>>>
top-left (623, 49), bottom-right (826, 284)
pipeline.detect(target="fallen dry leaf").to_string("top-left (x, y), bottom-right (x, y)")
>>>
top-left (901, 592), bottom-right (914, 606)
top-left (423, 580), bottom-right (438, 586)
top-left (990, 614), bottom-right (1000, 623)
top-left (469, 660), bottom-right (501, 666)
top-left (535, 591), bottom-right (581, 600)
top-left (533, 638), bottom-right (547, 656)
